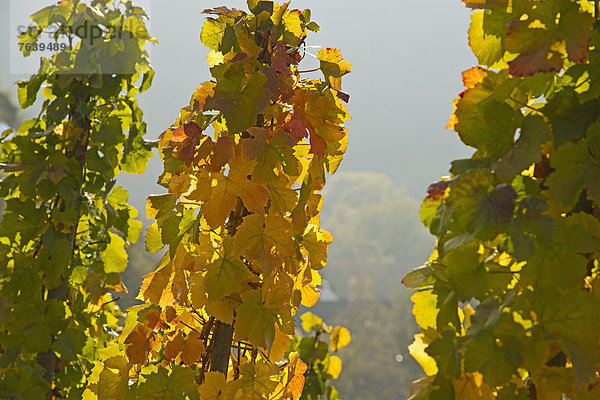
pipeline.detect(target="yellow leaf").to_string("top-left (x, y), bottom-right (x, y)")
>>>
top-left (204, 238), bottom-right (253, 301)
top-left (199, 372), bottom-right (227, 400)
top-left (236, 27), bottom-right (261, 59)
top-left (305, 91), bottom-right (348, 143)
top-left (228, 361), bottom-right (278, 399)
top-left (301, 227), bottom-right (332, 270)
top-left (300, 312), bottom-right (323, 333)
top-left (265, 175), bottom-right (298, 216)
top-left (138, 256), bottom-right (174, 307)
top-left (186, 170), bottom-right (212, 202)
top-left (330, 326), bottom-right (351, 351)
top-left (100, 232), bottom-right (128, 274)
top-left (282, 10), bottom-right (303, 41)
top-left (296, 266), bottom-right (321, 308)
top-left (269, 327), bottom-right (291, 363)
top-left (202, 156), bottom-right (269, 229)
top-left (452, 373), bottom-right (495, 399)
top-left (235, 289), bottom-right (293, 350)
top-left (97, 358), bottom-right (129, 400)
top-left (207, 50), bottom-right (224, 67)
top-left (325, 355), bottom-right (342, 379)
top-left (205, 298), bottom-right (236, 325)
top-left (191, 81), bottom-right (216, 112)
top-left (235, 289), bottom-right (276, 349)
top-left (408, 334), bottom-right (438, 376)
top-left (190, 272), bottom-right (236, 324)
top-left (233, 214), bottom-right (295, 276)
top-left (411, 290), bottom-right (438, 333)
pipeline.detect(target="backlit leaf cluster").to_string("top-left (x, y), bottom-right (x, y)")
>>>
top-left (0, 1), bottom-right (155, 398)
top-left (85, 1), bottom-right (351, 399)
top-left (404, 1), bottom-right (600, 398)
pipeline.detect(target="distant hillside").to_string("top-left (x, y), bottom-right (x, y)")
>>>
top-left (320, 171), bottom-right (434, 300)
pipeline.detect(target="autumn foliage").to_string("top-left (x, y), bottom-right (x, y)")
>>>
top-left (404, 0), bottom-right (600, 398)
top-left (0, 0), bottom-right (351, 399)
top-left (83, 1), bottom-right (351, 399)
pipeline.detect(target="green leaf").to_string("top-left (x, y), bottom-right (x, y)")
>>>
top-left (122, 123), bottom-right (153, 174)
top-left (420, 180), bottom-right (450, 234)
top-left (533, 289), bottom-right (600, 384)
top-left (30, 2), bottom-right (73, 28)
top-left (441, 243), bottom-right (487, 302)
top-left (307, 21), bottom-right (320, 32)
top-left (44, 239), bottom-right (71, 289)
top-left (204, 239), bottom-right (252, 301)
top-left (464, 331), bottom-right (517, 387)
top-left (447, 171), bottom-right (517, 239)
top-left (144, 222), bottom-right (164, 253)
top-left (454, 77), bottom-right (522, 157)
top-left (23, 322), bottom-right (52, 354)
top-left (92, 116), bottom-right (124, 148)
top-left (425, 330), bottom-right (460, 378)
top-left (468, 11), bottom-right (504, 66)
top-left (493, 115), bottom-right (552, 181)
top-left (205, 66), bottom-right (269, 134)
top-left (546, 127), bottom-right (600, 208)
top-left (17, 76), bottom-right (45, 109)
top-left (101, 232), bottom-right (128, 273)
top-left (200, 18), bottom-right (228, 52)
top-left (402, 265), bottom-right (435, 290)
top-left (18, 27), bottom-right (41, 58)
top-left (132, 366), bottom-right (200, 400)
top-left (52, 329), bottom-right (86, 362)
top-left (544, 88), bottom-right (598, 146)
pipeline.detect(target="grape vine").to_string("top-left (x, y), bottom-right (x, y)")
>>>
top-left (84, 1), bottom-right (351, 399)
top-left (0, 1), bottom-right (155, 399)
top-left (404, 0), bottom-right (600, 398)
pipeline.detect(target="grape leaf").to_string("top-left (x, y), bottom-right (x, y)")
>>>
top-left (227, 361), bottom-right (278, 400)
top-left (204, 238), bottom-right (253, 301)
top-left (330, 326), bottom-right (351, 351)
top-left (132, 366), bottom-right (200, 400)
top-left (202, 157), bottom-right (269, 229)
top-left (101, 232), bottom-right (128, 274)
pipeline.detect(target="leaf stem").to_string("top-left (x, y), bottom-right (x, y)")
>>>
top-left (298, 67), bottom-right (320, 74)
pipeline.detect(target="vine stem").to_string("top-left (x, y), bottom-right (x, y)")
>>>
top-left (209, 321), bottom-right (234, 374)
top-left (37, 82), bottom-right (91, 398)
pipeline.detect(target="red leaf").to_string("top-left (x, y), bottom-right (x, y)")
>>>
top-left (171, 122), bottom-right (204, 165)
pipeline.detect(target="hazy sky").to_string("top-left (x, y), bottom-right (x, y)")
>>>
top-left (1, 0), bottom-right (475, 215)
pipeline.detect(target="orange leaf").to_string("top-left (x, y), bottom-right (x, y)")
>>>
top-left (124, 325), bottom-right (151, 364)
top-left (283, 352), bottom-right (307, 400)
top-left (181, 331), bottom-right (205, 366)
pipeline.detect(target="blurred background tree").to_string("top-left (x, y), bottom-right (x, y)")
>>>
top-left (321, 172), bottom-right (433, 300)
top-left (0, 73), bottom-right (19, 130)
